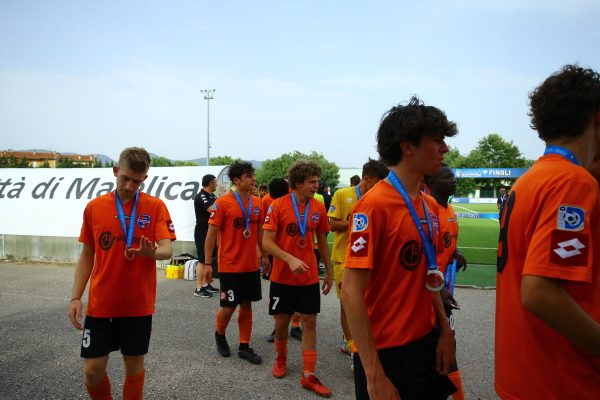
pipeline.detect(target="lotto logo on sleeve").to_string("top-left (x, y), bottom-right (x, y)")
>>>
top-left (557, 205), bottom-right (585, 231)
top-left (329, 205), bottom-right (336, 213)
top-left (349, 233), bottom-right (369, 257)
top-left (352, 213), bottom-right (368, 232)
top-left (550, 230), bottom-right (588, 266)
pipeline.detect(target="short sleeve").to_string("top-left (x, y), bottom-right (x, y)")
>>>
top-left (263, 199), bottom-right (280, 231)
top-left (155, 200), bottom-right (177, 242)
top-left (327, 190), bottom-right (343, 220)
top-left (208, 198), bottom-right (225, 227)
top-left (523, 175), bottom-right (597, 283)
top-left (78, 204), bottom-right (95, 246)
top-left (344, 203), bottom-right (376, 270)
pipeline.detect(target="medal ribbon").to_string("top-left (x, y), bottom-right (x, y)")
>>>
top-left (233, 191), bottom-right (252, 233)
top-left (355, 184), bottom-right (361, 201)
top-left (544, 145), bottom-right (579, 165)
top-left (115, 191), bottom-right (139, 249)
top-left (444, 259), bottom-right (458, 295)
top-left (291, 192), bottom-right (310, 239)
top-left (387, 170), bottom-right (438, 272)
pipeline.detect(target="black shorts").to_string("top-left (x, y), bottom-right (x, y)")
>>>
top-left (218, 270), bottom-right (262, 307)
top-left (268, 282), bottom-right (320, 315)
top-left (194, 229), bottom-right (208, 260)
top-left (354, 330), bottom-right (456, 400)
top-left (80, 315), bottom-right (152, 358)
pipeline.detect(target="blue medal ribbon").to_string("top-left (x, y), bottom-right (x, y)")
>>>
top-left (544, 145), bottom-right (579, 165)
top-left (387, 170), bottom-right (438, 272)
top-left (355, 184), bottom-right (361, 201)
top-left (115, 191), bottom-right (139, 250)
top-left (233, 190), bottom-right (252, 233)
top-left (444, 259), bottom-right (458, 295)
top-left (291, 192), bottom-right (310, 239)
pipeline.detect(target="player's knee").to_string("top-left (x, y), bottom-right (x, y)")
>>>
top-left (300, 315), bottom-right (317, 331)
top-left (83, 361), bottom-right (107, 385)
top-left (123, 355), bottom-right (145, 376)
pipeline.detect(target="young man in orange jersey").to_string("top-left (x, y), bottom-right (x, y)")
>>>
top-left (495, 65), bottom-right (600, 399)
top-left (262, 160), bottom-right (334, 398)
top-left (328, 158), bottom-right (388, 360)
top-left (424, 165), bottom-right (467, 400)
top-left (68, 147), bottom-right (176, 400)
top-left (342, 97), bottom-right (457, 400)
top-left (204, 160), bottom-right (269, 365)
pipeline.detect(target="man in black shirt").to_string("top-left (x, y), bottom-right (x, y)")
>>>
top-left (497, 187), bottom-right (508, 221)
top-left (193, 174), bottom-right (219, 297)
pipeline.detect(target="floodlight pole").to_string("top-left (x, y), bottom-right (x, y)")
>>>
top-left (200, 89), bottom-right (215, 166)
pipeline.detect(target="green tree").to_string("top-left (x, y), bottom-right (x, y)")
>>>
top-left (210, 155), bottom-right (243, 166)
top-left (151, 156), bottom-right (174, 167)
top-left (93, 158), bottom-right (103, 168)
top-left (443, 146), bottom-right (476, 197)
top-left (39, 160), bottom-right (50, 168)
top-left (256, 151), bottom-right (340, 189)
top-left (174, 160), bottom-right (199, 166)
top-left (57, 158), bottom-right (76, 168)
top-left (465, 133), bottom-right (529, 192)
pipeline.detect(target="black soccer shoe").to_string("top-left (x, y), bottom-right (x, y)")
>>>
top-left (238, 347), bottom-right (262, 365)
top-left (215, 332), bottom-right (231, 357)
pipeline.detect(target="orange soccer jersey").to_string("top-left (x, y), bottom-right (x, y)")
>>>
top-left (495, 154), bottom-right (600, 399)
top-left (262, 193), bottom-right (273, 218)
top-left (345, 180), bottom-right (440, 350)
top-left (262, 193), bottom-right (328, 286)
top-left (79, 191), bottom-right (176, 318)
top-left (208, 192), bottom-right (263, 273)
top-left (435, 202), bottom-right (459, 274)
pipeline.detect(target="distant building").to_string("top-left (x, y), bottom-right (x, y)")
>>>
top-left (0, 150), bottom-right (96, 168)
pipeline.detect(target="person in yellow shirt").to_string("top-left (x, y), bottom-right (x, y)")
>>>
top-left (327, 158), bottom-right (388, 359)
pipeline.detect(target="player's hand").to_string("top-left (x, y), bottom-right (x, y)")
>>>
top-left (287, 257), bottom-right (309, 274)
top-left (440, 289), bottom-right (460, 310)
top-left (68, 299), bottom-right (84, 330)
top-left (127, 235), bottom-right (157, 258)
top-left (367, 367), bottom-right (400, 400)
top-left (262, 256), bottom-right (272, 275)
top-left (455, 250), bottom-right (467, 272)
top-left (435, 329), bottom-right (455, 375)
top-left (204, 264), bottom-right (213, 284)
top-left (321, 274), bottom-right (332, 295)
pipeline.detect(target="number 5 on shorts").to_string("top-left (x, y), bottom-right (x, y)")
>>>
top-left (272, 296), bottom-right (280, 310)
top-left (82, 328), bottom-right (91, 348)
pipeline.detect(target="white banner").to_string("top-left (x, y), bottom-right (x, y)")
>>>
top-left (0, 166), bottom-right (228, 241)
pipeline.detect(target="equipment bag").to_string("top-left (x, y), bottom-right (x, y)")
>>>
top-left (184, 259), bottom-right (198, 281)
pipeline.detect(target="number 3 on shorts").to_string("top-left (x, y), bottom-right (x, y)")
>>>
top-left (272, 296), bottom-right (280, 310)
top-left (227, 290), bottom-right (235, 302)
top-left (82, 328), bottom-right (91, 348)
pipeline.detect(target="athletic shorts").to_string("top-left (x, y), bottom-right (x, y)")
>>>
top-left (333, 262), bottom-right (345, 298)
top-left (80, 315), bottom-right (152, 358)
top-left (268, 281), bottom-right (320, 315)
top-left (218, 270), bottom-right (262, 307)
top-left (353, 330), bottom-right (456, 400)
top-left (194, 229), bottom-right (208, 261)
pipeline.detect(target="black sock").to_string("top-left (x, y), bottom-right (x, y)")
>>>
top-left (239, 343), bottom-right (249, 350)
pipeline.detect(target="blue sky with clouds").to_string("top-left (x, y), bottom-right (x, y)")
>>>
top-left (1, 0), bottom-right (599, 167)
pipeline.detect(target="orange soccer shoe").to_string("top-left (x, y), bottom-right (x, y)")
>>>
top-left (272, 354), bottom-right (287, 378)
top-left (300, 374), bottom-right (331, 398)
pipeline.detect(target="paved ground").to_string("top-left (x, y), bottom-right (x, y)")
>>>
top-left (0, 261), bottom-right (497, 399)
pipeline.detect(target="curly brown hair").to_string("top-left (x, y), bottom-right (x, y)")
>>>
top-left (377, 96), bottom-right (457, 166)
top-left (529, 64), bottom-right (600, 141)
top-left (118, 147), bottom-right (151, 173)
top-left (287, 160), bottom-right (322, 189)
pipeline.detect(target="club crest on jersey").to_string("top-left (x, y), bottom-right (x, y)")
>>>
top-left (137, 214), bottom-right (151, 229)
top-left (329, 205), bottom-right (336, 213)
top-left (352, 213), bottom-right (368, 232)
top-left (253, 206), bottom-right (260, 215)
top-left (557, 205), bottom-right (584, 231)
top-left (267, 205), bottom-right (273, 214)
top-left (312, 212), bottom-right (320, 224)
top-left (212, 203), bottom-right (218, 211)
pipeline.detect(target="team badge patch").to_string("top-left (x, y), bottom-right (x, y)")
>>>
top-left (349, 233), bottom-right (368, 257)
top-left (212, 203), bottom-right (218, 211)
top-left (137, 214), bottom-right (151, 229)
top-left (352, 213), bottom-right (368, 232)
top-left (329, 205), bottom-right (336, 213)
top-left (550, 230), bottom-right (588, 266)
top-left (399, 240), bottom-right (422, 271)
top-left (312, 212), bottom-right (320, 224)
top-left (99, 231), bottom-right (115, 251)
top-left (557, 205), bottom-right (585, 231)
top-left (253, 206), bottom-right (260, 215)
top-left (267, 205), bottom-right (273, 214)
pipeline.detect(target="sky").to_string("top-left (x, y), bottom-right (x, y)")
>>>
top-left (1, 0), bottom-right (599, 168)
